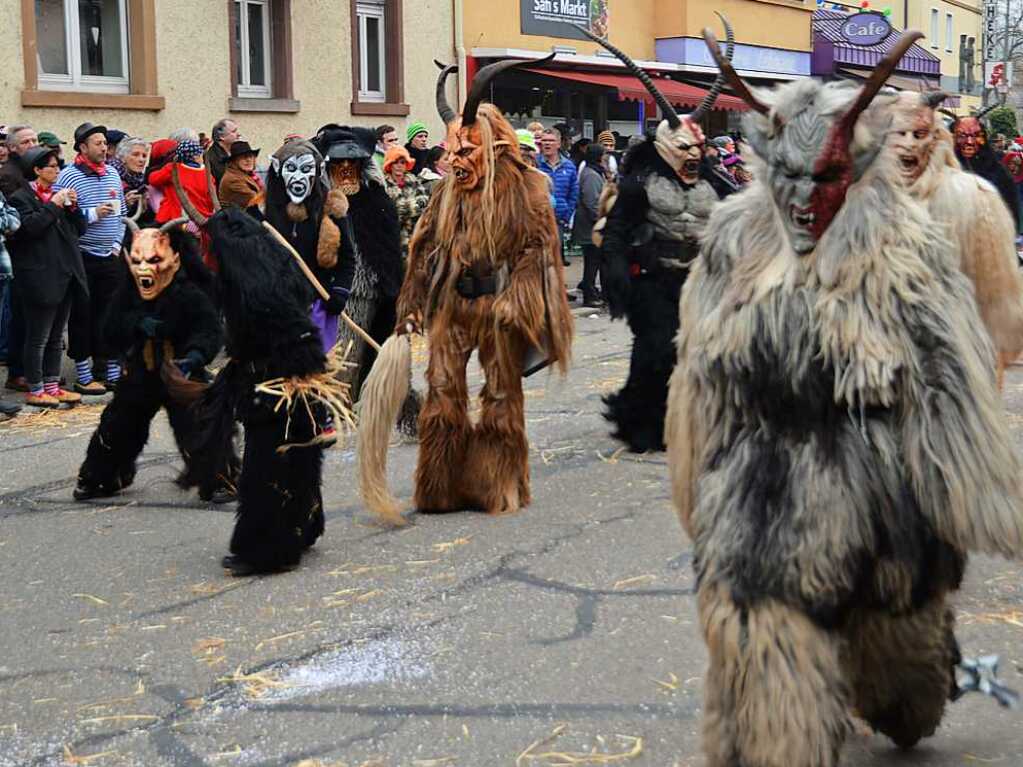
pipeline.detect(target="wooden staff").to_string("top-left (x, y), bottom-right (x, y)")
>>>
top-left (262, 221), bottom-right (382, 353)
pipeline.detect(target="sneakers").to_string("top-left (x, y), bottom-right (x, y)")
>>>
top-left (25, 391), bottom-right (59, 408)
top-left (5, 376), bottom-right (28, 392)
top-left (74, 380), bottom-right (107, 396)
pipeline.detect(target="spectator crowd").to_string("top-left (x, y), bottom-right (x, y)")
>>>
top-left (0, 114), bottom-right (753, 418)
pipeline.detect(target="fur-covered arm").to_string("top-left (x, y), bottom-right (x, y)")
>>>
top-left (178, 282), bottom-right (225, 365)
top-left (901, 262), bottom-right (1023, 559)
top-left (599, 175), bottom-right (647, 319)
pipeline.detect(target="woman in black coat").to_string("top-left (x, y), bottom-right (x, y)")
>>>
top-left (6, 147), bottom-right (88, 407)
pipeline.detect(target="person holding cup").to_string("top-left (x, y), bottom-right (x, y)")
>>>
top-left (53, 123), bottom-right (127, 393)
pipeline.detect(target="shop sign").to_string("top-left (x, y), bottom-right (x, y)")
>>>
top-left (521, 0), bottom-right (609, 41)
top-left (839, 12), bottom-right (893, 46)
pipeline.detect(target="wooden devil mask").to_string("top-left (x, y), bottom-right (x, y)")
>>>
top-left (121, 214), bottom-right (189, 301)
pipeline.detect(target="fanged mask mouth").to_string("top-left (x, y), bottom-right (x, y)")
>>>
top-left (138, 276), bottom-right (155, 290)
top-left (790, 205), bottom-right (816, 230)
top-left (453, 168), bottom-right (469, 181)
top-left (682, 159), bottom-right (701, 176)
top-left (898, 154), bottom-right (919, 173)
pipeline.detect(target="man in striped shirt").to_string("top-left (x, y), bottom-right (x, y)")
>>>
top-left (54, 123), bottom-right (126, 394)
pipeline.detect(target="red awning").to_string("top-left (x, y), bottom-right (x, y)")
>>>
top-left (524, 68), bottom-right (749, 113)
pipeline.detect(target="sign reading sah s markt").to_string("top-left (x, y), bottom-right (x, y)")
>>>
top-left (521, 0), bottom-right (609, 41)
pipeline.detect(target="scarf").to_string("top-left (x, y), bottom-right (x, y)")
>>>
top-left (109, 157), bottom-right (146, 192)
top-left (30, 180), bottom-right (54, 205)
top-left (74, 154), bottom-right (106, 177)
top-left (175, 139), bottom-right (203, 168)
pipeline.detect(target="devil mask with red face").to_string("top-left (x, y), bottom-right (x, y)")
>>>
top-left (704, 29), bottom-right (923, 255)
top-left (954, 116), bottom-right (986, 160)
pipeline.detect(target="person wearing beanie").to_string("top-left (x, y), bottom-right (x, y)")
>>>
top-left (382, 145), bottom-right (429, 262)
top-left (37, 131), bottom-right (67, 168)
top-left (404, 122), bottom-right (430, 176)
top-left (105, 129), bottom-right (127, 161)
top-left (516, 129), bottom-right (538, 166)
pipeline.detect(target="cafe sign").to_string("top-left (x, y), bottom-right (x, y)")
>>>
top-left (521, 0), bottom-right (610, 41)
top-left (839, 12), bottom-right (893, 46)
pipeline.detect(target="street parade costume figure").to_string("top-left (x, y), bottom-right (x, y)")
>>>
top-left (889, 91), bottom-right (1023, 388)
top-left (666, 31), bottom-right (1023, 767)
top-left (311, 125), bottom-right (403, 396)
top-left (265, 139), bottom-right (357, 356)
top-left (946, 105), bottom-right (1022, 226)
top-left (357, 59), bottom-right (574, 524)
top-left (186, 207), bottom-right (349, 576)
top-left (584, 21), bottom-right (732, 453)
top-left (74, 212), bottom-right (223, 501)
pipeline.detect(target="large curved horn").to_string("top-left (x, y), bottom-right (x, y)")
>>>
top-left (171, 163), bottom-right (208, 227)
top-left (434, 60), bottom-right (458, 125)
top-left (205, 165), bottom-right (221, 214)
top-left (121, 216), bottom-right (140, 236)
top-left (689, 12), bottom-right (735, 123)
top-left (974, 97), bottom-right (1004, 121)
top-left (922, 90), bottom-right (949, 109)
top-left (159, 215), bottom-right (190, 234)
top-left (835, 31), bottom-right (924, 140)
top-left (462, 53), bottom-right (557, 126)
top-left (702, 27), bottom-right (773, 120)
top-left (579, 27), bottom-right (680, 129)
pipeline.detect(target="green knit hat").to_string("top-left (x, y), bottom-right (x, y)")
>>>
top-left (406, 122), bottom-right (428, 143)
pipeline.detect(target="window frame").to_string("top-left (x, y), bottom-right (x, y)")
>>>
top-left (356, 0), bottom-right (386, 103)
top-left (945, 13), bottom-right (953, 53)
top-left (234, 0), bottom-right (273, 98)
top-left (929, 8), bottom-right (939, 49)
top-left (349, 0), bottom-right (408, 117)
top-left (37, 0), bottom-right (131, 95)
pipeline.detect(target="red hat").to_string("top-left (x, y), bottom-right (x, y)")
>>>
top-left (150, 138), bottom-right (177, 164)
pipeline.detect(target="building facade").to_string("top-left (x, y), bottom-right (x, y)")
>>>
top-left (2, 0), bottom-right (454, 156)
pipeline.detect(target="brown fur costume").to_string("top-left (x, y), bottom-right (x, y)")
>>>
top-left (888, 92), bottom-right (1023, 388)
top-left (360, 61), bottom-right (573, 519)
top-left (666, 31), bottom-right (1023, 767)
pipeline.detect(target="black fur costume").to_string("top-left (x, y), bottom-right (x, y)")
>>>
top-left (312, 126), bottom-right (403, 389)
top-left (75, 229), bottom-right (223, 499)
top-left (192, 209), bottom-right (328, 573)
top-left (600, 138), bottom-right (721, 452)
top-left (956, 141), bottom-right (1021, 226)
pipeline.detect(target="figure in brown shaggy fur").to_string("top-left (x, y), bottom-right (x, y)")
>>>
top-left (667, 29), bottom-right (1023, 767)
top-left (358, 60), bottom-right (573, 521)
top-left (887, 91), bottom-right (1023, 389)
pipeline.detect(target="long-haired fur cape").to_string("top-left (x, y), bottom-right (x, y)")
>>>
top-left (894, 99), bottom-right (1023, 373)
top-left (667, 81), bottom-right (1023, 621)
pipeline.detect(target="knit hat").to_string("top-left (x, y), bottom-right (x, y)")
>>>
top-left (597, 130), bottom-right (615, 149)
top-left (406, 122), bottom-right (428, 143)
top-left (383, 145), bottom-right (415, 174)
top-left (106, 129), bottom-right (127, 146)
top-left (711, 136), bottom-right (733, 149)
top-left (516, 129), bottom-right (537, 152)
top-left (149, 138), bottom-right (178, 164)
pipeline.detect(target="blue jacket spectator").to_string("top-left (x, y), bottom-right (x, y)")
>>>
top-left (537, 130), bottom-right (579, 226)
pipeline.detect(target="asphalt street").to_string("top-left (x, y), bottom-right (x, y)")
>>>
top-left (2, 275), bottom-right (1023, 766)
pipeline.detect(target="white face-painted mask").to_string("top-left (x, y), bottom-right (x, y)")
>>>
top-left (653, 118), bottom-right (706, 185)
top-left (275, 152), bottom-right (318, 204)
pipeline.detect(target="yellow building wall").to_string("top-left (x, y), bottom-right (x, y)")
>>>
top-left (464, 0), bottom-right (660, 59)
top-left (680, 0), bottom-right (814, 52)
top-left (0, 1), bottom-right (455, 160)
top-left (907, 0), bottom-right (982, 84)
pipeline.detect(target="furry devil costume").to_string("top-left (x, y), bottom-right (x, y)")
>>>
top-left (74, 213), bottom-right (223, 501)
top-left (357, 59), bottom-right (573, 522)
top-left (265, 139), bottom-right (357, 355)
top-left (666, 30), bottom-right (1023, 766)
top-left (945, 106), bottom-right (1022, 226)
top-left (583, 20), bottom-right (733, 453)
top-left (188, 208), bottom-right (335, 575)
top-left (888, 91), bottom-right (1023, 388)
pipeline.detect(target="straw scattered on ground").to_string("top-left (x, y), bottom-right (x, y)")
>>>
top-left (217, 666), bottom-right (292, 699)
top-left (2, 403), bottom-right (104, 436)
top-left (517, 724), bottom-right (644, 765)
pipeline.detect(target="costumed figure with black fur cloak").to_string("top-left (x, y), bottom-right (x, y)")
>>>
top-left (264, 138), bottom-right (357, 357)
top-left (356, 59), bottom-right (574, 525)
top-left (184, 203), bottom-right (350, 576)
top-left (888, 90), bottom-right (1023, 388)
top-left (311, 125), bottom-right (403, 399)
top-left (73, 211), bottom-right (223, 502)
top-left (584, 20), bottom-right (733, 453)
top-left (944, 104), bottom-right (1022, 226)
top-left (666, 29), bottom-right (1023, 767)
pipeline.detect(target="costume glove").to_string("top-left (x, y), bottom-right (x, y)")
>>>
top-left (324, 287), bottom-right (350, 316)
top-left (174, 350), bottom-right (206, 377)
top-left (137, 316), bottom-right (165, 339)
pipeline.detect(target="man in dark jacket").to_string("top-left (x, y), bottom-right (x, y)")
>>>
top-left (204, 118), bottom-right (240, 184)
top-left (572, 143), bottom-right (607, 307)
